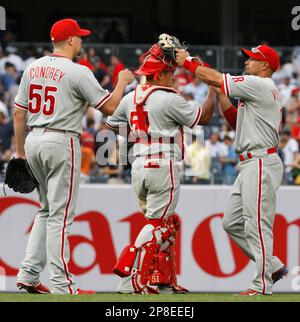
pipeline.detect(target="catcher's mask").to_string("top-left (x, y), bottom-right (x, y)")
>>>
top-left (134, 44), bottom-right (176, 80)
top-left (134, 34), bottom-right (187, 80)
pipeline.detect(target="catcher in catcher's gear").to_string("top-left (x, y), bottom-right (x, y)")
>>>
top-left (107, 34), bottom-right (216, 294)
top-left (4, 158), bottom-right (38, 194)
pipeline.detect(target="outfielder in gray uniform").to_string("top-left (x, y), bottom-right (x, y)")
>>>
top-left (176, 45), bottom-right (288, 296)
top-left (107, 37), bottom-right (216, 294)
top-left (13, 18), bottom-right (133, 295)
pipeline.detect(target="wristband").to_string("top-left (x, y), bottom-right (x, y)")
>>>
top-left (183, 57), bottom-right (202, 74)
top-left (223, 105), bottom-right (238, 130)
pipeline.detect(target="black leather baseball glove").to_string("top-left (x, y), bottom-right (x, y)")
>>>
top-left (4, 158), bottom-right (38, 194)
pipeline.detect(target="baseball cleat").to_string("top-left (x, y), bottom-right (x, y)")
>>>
top-left (17, 281), bottom-right (50, 294)
top-left (236, 289), bottom-right (262, 296)
top-left (272, 266), bottom-right (288, 284)
top-left (74, 289), bottom-right (96, 295)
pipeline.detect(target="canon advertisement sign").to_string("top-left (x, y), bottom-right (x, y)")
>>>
top-left (0, 186), bottom-right (299, 292)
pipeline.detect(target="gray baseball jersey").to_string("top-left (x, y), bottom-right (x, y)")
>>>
top-left (107, 84), bottom-right (202, 160)
top-left (15, 54), bottom-right (111, 134)
top-left (16, 54), bottom-right (112, 294)
top-left (109, 84), bottom-right (203, 295)
top-left (222, 74), bottom-right (282, 153)
top-left (221, 73), bottom-right (285, 295)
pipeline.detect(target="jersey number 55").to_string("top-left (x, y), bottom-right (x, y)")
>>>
top-left (29, 84), bottom-right (58, 116)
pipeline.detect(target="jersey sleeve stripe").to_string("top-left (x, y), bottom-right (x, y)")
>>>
top-left (95, 92), bottom-right (112, 110)
top-left (222, 74), bottom-right (230, 97)
top-left (191, 107), bottom-right (203, 128)
top-left (14, 102), bottom-right (28, 111)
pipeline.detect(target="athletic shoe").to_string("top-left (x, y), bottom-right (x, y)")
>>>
top-left (272, 266), bottom-right (288, 284)
top-left (17, 281), bottom-right (50, 294)
top-left (75, 289), bottom-right (96, 295)
top-left (236, 289), bottom-right (261, 296)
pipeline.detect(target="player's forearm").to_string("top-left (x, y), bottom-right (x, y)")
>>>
top-left (13, 109), bottom-right (27, 159)
top-left (194, 66), bottom-right (223, 88)
top-left (181, 57), bottom-right (223, 87)
top-left (101, 81), bottom-right (128, 116)
top-left (198, 88), bottom-right (216, 125)
top-left (218, 93), bottom-right (238, 130)
top-left (219, 93), bottom-right (233, 112)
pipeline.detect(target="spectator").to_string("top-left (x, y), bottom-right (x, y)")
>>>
top-left (1, 62), bottom-right (18, 92)
top-left (291, 116), bottom-right (300, 146)
top-left (110, 55), bottom-right (124, 88)
top-left (95, 66), bottom-right (113, 92)
top-left (221, 135), bottom-right (239, 185)
top-left (81, 130), bottom-right (95, 152)
top-left (219, 123), bottom-right (235, 142)
top-left (183, 77), bottom-right (208, 104)
top-left (102, 140), bottom-right (124, 184)
top-left (186, 135), bottom-right (211, 184)
top-left (86, 47), bottom-right (100, 68)
top-left (205, 132), bottom-right (227, 184)
top-left (205, 132), bottom-right (227, 158)
top-left (281, 130), bottom-right (299, 183)
top-left (0, 102), bottom-right (13, 151)
top-left (77, 50), bottom-right (96, 72)
top-left (0, 47), bottom-right (25, 74)
top-left (86, 118), bottom-right (97, 136)
top-left (80, 131), bottom-right (96, 183)
top-left (6, 73), bottom-right (21, 112)
top-left (291, 153), bottom-right (300, 185)
top-left (292, 47), bottom-right (300, 75)
top-left (174, 67), bottom-right (192, 92)
top-left (81, 146), bottom-right (96, 184)
top-left (24, 46), bottom-right (38, 68)
top-left (278, 77), bottom-right (297, 108)
top-left (286, 88), bottom-right (300, 127)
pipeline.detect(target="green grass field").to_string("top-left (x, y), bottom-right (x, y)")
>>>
top-left (0, 293), bottom-right (299, 302)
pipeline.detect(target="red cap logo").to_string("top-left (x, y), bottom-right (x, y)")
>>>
top-left (241, 45), bottom-right (281, 72)
top-left (50, 18), bottom-right (91, 42)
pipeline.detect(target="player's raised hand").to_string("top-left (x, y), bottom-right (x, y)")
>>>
top-left (211, 86), bottom-right (222, 95)
top-left (175, 50), bottom-right (190, 67)
top-left (118, 69), bottom-right (134, 85)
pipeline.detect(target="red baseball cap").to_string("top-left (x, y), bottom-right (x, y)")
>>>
top-left (241, 45), bottom-right (281, 72)
top-left (50, 19), bottom-right (91, 42)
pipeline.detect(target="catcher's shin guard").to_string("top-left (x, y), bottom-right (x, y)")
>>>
top-left (150, 251), bottom-right (171, 286)
top-left (150, 215), bottom-right (188, 293)
top-left (169, 243), bottom-right (188, 293)
top-left (113, 246), bottom-right (137, 278)
top-left (131, 241), bottom-right (160, 294)
top-left (149, 245), bottom-right (188, 293)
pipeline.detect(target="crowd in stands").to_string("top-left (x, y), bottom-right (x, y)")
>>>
top-left (1, 43), bottom-right (300, 186)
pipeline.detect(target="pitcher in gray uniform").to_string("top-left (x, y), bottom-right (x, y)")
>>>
top-left (107, 37), bottom-right (216, 294)
top-left (13, 18), bottom-right (134, 295)
top-left (176, 45), bottom-right (288, 296)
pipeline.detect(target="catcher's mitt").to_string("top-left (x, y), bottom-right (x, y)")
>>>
top-left (4, 158), bottom-right (38, 194)
top-left (158, 33), bottom-right (188, 63)
top-left (139, 33), bottom-right (188, 70)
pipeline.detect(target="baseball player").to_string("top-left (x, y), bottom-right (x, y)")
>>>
top-left (176, 45), bottom-right (288, 296)
top-left (107, 35), bottom-right (217, 294)
top-left (14, 18), bottom-right (133, 295)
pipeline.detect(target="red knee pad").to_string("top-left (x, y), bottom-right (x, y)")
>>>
top-left (161, 215), bottom-right (181, 242)
top-left (113, 245), bottom-right (137, 278)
